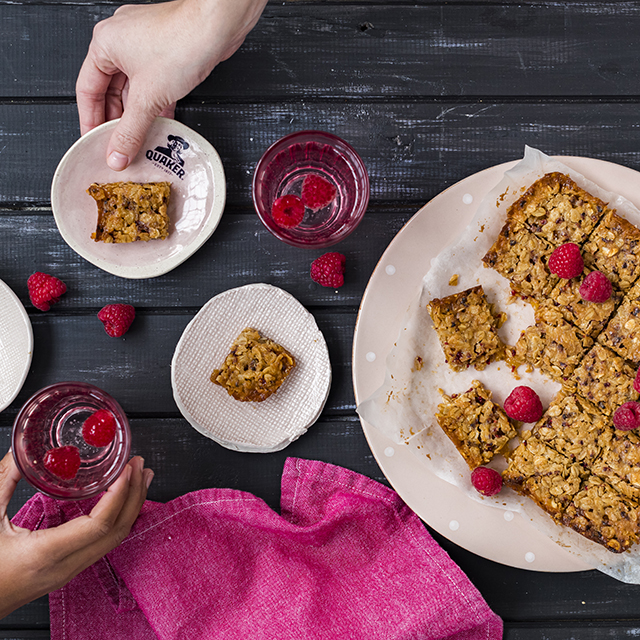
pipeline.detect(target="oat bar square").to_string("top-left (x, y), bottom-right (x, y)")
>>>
top-left (591, 431), bottom-right (640, 503)
top-left (507, 315), bottom-right (593, 384)
top-left (502, 435), bottom-right (585, 520)
top-left (87, 181), bottom-right (171, 243)
top-left (482, 220), bottom-right (557, 302)
top-left (435, 380), bottom-right (517, 469)
top-left (583, 210), bottom-right (640, 292)
top-left (599, 279), bottom-right (640, 364)
top-left (569, 343), bottom-right (638, 416)
top-left (507, 172), bottom-right (609, 246)
top-left (427, 285), bottom-right (506, 372)
top-left (561, 475), bottom-right (640, 553)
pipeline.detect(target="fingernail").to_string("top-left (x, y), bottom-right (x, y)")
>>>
top-left (107, 151), bottom-right (129, 171)
top-left (145, 470), bottom-right (154, 489)
top-left (126, 465), bottom-right (133, 482)
top-left (136, 456), bottom-right (145, 473)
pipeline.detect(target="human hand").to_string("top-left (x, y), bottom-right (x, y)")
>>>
top-left (76, 0), bottom-right (268, 170)
top-left (0, 450), bottom-right (153, 619)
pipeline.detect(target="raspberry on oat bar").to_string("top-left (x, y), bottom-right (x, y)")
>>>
top-left (507, 315), bottom-right (593, 384)
top-left (427, 286), bottom-right (506, 372)
top-left (569, 343), bottom-right (639, 416)
top-left (583, 210), bottom-right (640, 292)
top-left (561, 475), bottom-right (640, 553)
top-left (435, 380), bottom-right (517, 469)
top-left (502, 435), bottom-right (586, 520)
top-left (211, 327), bottom-right (296, 402)
top-left (482, 220), bottom-right (557, 301)
top-left (507, 172), bottom-right (609, 247)
top-left (530, 391), bottom-right (613, 466)
top-left (599, 279), bottom-right (640, 364)
top-left (87, 181), bottom-right (171, 243)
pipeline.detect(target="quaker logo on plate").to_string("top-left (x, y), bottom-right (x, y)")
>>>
top-left (145, 134), bottom-right (190, 179)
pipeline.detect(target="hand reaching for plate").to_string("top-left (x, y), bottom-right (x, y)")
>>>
top-left (76, 0), bottom-right (268, 171)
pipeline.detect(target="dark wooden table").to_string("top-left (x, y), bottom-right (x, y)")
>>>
top-left (3, 0), bottom-right (640, 637)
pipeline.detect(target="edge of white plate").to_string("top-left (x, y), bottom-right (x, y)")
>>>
top-left (50, 117), bottom-right (226, 280)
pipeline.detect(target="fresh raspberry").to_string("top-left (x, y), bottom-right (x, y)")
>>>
top-left (634, 368), bottom-right (640, 394)
top-left (310, 252), bottom-right (346, 288)
top-left (98, 304), bottom-right (135, 337)
top-left (613, 402), bottom-right (640, 431)
top-left (272, 195), bottom-right (305, 228)
top-left (504, 386), bottom-right (544, 423)
top-left (471, 467), bottom-right (503, 497)
top-left (300, 174), bottom-right (337, 211)
top-left (579, 271), bottom-right (613, 303)
top-left (82, 409), bottom-right (117, 447)
top-left (27, 272), bottom-right (67, 311)
top-left (43, 445), bottom-right (81, 480)
top-left (547, 243), bottom-right (584, 279)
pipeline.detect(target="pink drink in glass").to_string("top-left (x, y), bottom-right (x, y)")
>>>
top-left (253, 131), bottom-right (369, 248)
top-left (12, 382), bottom-right (131, 500)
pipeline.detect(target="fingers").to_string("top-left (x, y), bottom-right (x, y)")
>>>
top-left (76, 55), bottom-right (114, 136)
top-left (0, 451), bottom-right (22, 519)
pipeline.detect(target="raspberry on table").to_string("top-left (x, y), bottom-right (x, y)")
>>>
top-left (470, 467), bottom-right (503, 496)
top-left (43, 445), bottom-right (81, 480)
top-left (98, 304), bottom-right (136, 337)
top-left (27, 272), bottom-right (67, 311)
top-left (579, 270), bottom-right (613, 303)
top-left (504, 386), bottom-right (544, 423)
top-left (310, 252), bottom-right (346, 288)
top-left (272, 194), bottom-right (305, 228)
top-left (82, 409), bottom-right (117, 447)
top-left (301, 174), bottom-right (337, 212)
top-left (613, 402), bottom-right (640, 431)
top-left (548, 243), bottom-right (584, 279)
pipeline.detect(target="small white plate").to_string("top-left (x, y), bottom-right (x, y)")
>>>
top-left (171, 284), bottom-right (332, 452)
top-left (51, 118), bottom-right (226, 279)
top-left (0, 280), bottom-right (33, 412)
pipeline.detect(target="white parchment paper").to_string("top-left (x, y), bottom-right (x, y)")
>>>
top-left (357, 146), bottom-right (640, 582)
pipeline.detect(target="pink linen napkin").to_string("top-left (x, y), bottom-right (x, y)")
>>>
top-left (13, 458), bottom-right (502, 640)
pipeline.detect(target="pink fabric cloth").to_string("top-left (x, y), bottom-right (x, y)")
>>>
top-left (13, 458), bottom-right (502, 640)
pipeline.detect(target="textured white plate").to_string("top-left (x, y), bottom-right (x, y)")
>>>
top-left (172, 284), bottom-right (332, 452)
top-left (353, 156), bottom-right (640, 572)
top-left (51, 117), bottom-right (226, 279)
top-left (0, 280), bottom-right (33, 412)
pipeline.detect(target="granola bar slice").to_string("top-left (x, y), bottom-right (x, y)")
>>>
top-left (507, 172), bottom-right (609, 246)
top-left (503, 435), bottom-right (585, 520)
top-left (592, 431), bottom-right (640, 502)
top-left (569, 343), bottom-right (638, 416)
top-left (427, 286), bottom-right (506, 372)
top-left (561, 475), bottom-right (640, 553)
top-left (87, 181), bottom-right (171, 243)
top-left (583, 210), bottom-right (640, 292)
top-left (210, 327), bottom-right (296, 402)
top-left (435, 380), bottom-right (517, 469)
top-left (507, 315), bottom-right (593, 384)
top-left (482, 220), bottom-right (557, 302)
top-left (530, 391), bottom-right (613, 466)
top-left (599, 279), bottom-right (640, 364)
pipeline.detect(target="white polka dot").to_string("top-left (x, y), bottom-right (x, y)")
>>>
top-left (525, 552), bottom-right (535, 563)
top-left (504, 511), bottom-right (514, 521)
top-left (463, 193), bottom-right (473, 204)
top-left (385, 264), bottom-right (396, 276)
top-left (384, 446), bottom-right (395, 457)
top-left (366, 352), bottom-right (376, 362)
top-left (449, 520), bottom-right (460, 531)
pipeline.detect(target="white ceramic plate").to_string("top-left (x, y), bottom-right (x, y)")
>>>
top-left (172, 284), bottom-right (332, 452)
top-left (0, 280), bottom-right (33, 412)
top-left (353, 156), bottom-right (640, 572)
top-left (51, 118), bottom-right (226, 279)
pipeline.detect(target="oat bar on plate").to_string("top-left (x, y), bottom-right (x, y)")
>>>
top-left (435, 380), bottom-right (517, 469)
top-left (599, 278), bottom-right (640, 364)
top-left (591, 431), bottom-right (640, 502)
top-left (427, 286), bottom-right (506, 372)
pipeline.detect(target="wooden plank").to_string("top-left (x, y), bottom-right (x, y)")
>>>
top-left (0, 311), bottom-right (358, 418)
top-left (4, 101), bottom-right (640, 206)
top-left (0, 210), bottom-right (410, 309)
top-left (504, 625), bottom-right (640, 639)
top-left (3, 3), bottom-right (640, 99)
